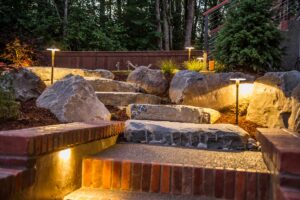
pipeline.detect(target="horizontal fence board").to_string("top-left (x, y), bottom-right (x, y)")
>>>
top-left (39, 50), bottom-right (203, 70)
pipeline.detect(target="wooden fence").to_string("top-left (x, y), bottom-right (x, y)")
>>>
top-left (39, 50), bottom-right (203, 70)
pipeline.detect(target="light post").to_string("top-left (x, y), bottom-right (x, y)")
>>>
top-left (185, 46), bottom-right (195, 61)
top-left (46, 46), bottom-right (60, 84)
top-left (230, 78), bottom-right (246, 125)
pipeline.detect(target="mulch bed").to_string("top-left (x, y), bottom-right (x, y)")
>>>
top-left (215, 111), bottom-right (263, 138)
top-left (106, 105), bottom-right (129, 121)
top-left (0, 99), bottom-right (60, 131)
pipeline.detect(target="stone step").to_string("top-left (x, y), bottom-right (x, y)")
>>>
top-left (85, 77), bottom-right (141, 93)
top-left (75, 143), bottom-right (270, 200)
top-left (125, 120), bottom-right (251, 150)
top-left (64, 188), bottom-right (203, 200)
top-left (126, 104), bottom-right (221, 124)
top-left (96, 92), bottom-right (161, 107)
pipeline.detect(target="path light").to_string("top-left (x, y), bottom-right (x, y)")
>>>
top-left (46, 46), bottom-right (60, 84)
top-left (185, 46), bottom-right (195, 61)
top-left (230, 78), bottom-right (246, 125)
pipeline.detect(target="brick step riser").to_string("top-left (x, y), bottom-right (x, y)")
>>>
top-left (82, 158), bottom-right (271, 200)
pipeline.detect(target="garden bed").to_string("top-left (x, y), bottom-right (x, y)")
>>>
top-left (0, 99), bottom-right (59, 131)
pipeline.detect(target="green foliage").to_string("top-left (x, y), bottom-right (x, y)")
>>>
top-left (0, 72), bottom-right (20, 121)
top-left (0, 86), bottom-right (20, 121)
top-left (160, 59), bottom-right (179, 74)
top-left (1, 38), bottom-right (34, 67)
top-left (214, 0), bottom-right (282, 72)
top-left (184, 59), bottom-right (206, 71)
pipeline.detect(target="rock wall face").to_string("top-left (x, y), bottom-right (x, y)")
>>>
top-left (37, 75), bottom-right (111, 122)
top-left (169, 70), bottom-right (255, 112)
top-left (246, 71), bottom-right (300, 128)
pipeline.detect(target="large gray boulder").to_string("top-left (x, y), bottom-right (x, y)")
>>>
top-left (127, 66), bottom-right (168, 96)
top-left (289, 83), bottom-right (300, 133)
top-left (169, 70), bottom-right (255, 112)
top-left (84, 69), bottom-right (115, 80)
top-left (125, 120), bottom-right (250, 150)
top-left (85, 77), bottom-right (141, 92)
top-left (37, 75), bottom-right (111, 123)
top-left (0, 68), bottom-right (46, 101)
top-left (126, 104), bottom-right (221, 124)
top-left (96, 92), bottom-right (161, 107)
top-left (247, 71), bottom-right (300, 128)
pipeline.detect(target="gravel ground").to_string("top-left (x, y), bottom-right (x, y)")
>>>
top-left (92, 143), bottom-right (269, 172)
top-left (64, 188), bottom-right (209, 200)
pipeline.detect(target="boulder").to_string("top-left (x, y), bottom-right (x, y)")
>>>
top-left (84, 69), bottom-right (115, 80)
top-left (126, 104), bottom-right (221, 124)
top-left (289, 83), bottom-right (300, 133)
top-left (125, 120), bottom-right (250, 150)
top-left (169, 70), bottom-right (255, 112)
top-left (0, 68), bottom-right (46, 101)
top-left (37, 75), bottom-right (111, 122)
top-left (127, 66), bottom-right (168, 96)
top-left (247, 71), bottom-right (300, 128)
top-left (85, 77), bottom-right (141, 92)
top-left (96, 92), bottom-right (161, 107)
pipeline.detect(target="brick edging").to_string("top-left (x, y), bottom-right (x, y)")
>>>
top-left (82, 158), bottom-right (271, 200)
top-left (0, 121), bottom-right (124, 157)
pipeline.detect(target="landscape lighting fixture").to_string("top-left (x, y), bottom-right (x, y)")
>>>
top-left (230, 78), bottom-right (246, 125)
top-left (185, 46), bottom-right (195, 61)
top-left (46, 46), bottom-right (60, 84)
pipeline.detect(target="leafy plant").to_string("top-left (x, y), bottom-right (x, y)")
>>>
top-left (160, 59), bottom-right (179, 74)
top-left (184, 59), bottom-right (206, 71)
top-left (214, 0), bottom-right (282, 72)
top-left (1, 38), bottom-right (34, 67)
top-left (0, 72), bottom-right (20, 121)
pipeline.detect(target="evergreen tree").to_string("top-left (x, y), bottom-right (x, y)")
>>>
top-left (214, 0), bottom-right (282, 72)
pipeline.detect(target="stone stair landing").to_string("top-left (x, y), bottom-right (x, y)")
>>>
top-left (65, 143), bottom-right (271, 200)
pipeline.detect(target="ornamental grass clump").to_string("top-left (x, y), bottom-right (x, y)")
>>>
top-left (184, 59), bottom-right (206, 72)
top-left (160, 59), bottom-right (179, 74)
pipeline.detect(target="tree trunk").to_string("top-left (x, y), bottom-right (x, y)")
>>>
top-left (100, 0), bottom-right (106, 24)
top-left (155, 0), bottom-right (163, 50)
top-left (184, 0), bottom-right (195, 47)
top-left (63, 0), bottom-right (69, 39)
top-left (168, 0), bottom-right (173, 50)
top-left (162, 0), bottom-right (170, 50)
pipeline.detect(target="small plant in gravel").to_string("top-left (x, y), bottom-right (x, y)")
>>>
top-left (184, 59), bottom-right (206, 72)
top-left (160, 59), bottom-right (179, 74)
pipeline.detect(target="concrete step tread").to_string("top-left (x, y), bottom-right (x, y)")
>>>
top-left (89, 143), bottom-right (269, 172)
top-left (96, 92), bottom-right (161, 107)
top-left (64, 188), bottom-right (208, 200)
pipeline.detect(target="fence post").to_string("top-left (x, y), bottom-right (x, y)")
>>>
top-left (204, 15), bottom-right (209, 70)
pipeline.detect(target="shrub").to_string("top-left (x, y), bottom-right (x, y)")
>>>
top-left (0, 71), bottom-right (20, 121)
top-left (160, 59), bottom-right (179, 74)
top-left (214, 0), bottom-right (282, 72)
top-left (1, 38), bottom-right (34, 67)
top-left (0, 88), bottom-right (20, 121)
top-left (183, 59), bottom-right (206, 72)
